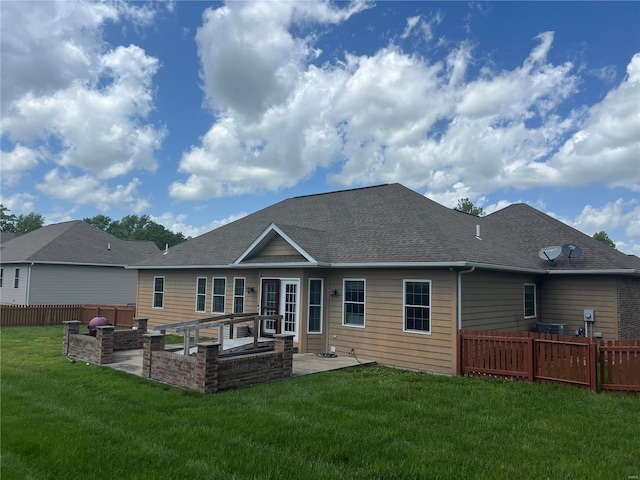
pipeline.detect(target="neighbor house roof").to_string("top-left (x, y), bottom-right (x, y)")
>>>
top-left (0, 231), bottom-right (16, 243)
top-left (0, 221), bottom-right (160, 266)
top-left (130, 184), bottom-right (640, 276)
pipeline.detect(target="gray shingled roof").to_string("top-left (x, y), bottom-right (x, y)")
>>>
top-left (130, 184), bottom-right (640, 275)
top-left (0, 221), bottom-right (160, 265)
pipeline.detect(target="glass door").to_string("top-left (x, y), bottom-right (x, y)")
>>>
top-left (281, 280), bottom-right (299, 342)
top-left (260, 279), bottom-right (279, 335)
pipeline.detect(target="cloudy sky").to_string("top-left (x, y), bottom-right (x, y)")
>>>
top-left (1, 1), bottom-right (639, 254)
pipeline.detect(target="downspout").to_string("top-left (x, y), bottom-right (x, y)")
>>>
top-left (26, 262), bottom-right (34, 306)
top-left (457, 266), bottom-right (475, 331)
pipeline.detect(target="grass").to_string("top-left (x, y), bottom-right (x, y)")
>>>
top-left (2, 326), bottom-right (639, 480)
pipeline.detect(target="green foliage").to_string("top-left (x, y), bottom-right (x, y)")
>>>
top-left (2, 326), bottom-right (639, 480)
top-left (83, 213), bottom-right (186, 249)
top-left (455, 197), bottom-right (485, 216)
top-left (0, 204), bottom-right (17, 232)
top-left (593, 230), bottom-right (616, 249)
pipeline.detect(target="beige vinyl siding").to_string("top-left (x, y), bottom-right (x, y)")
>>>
top-left (325, 268), bottom-right (457, 374)
top-left (136, 269), bottom-right (260, 337)
top-left (461, 271), bottom-right (540, 332)
top-left (260, 236), bottom-right (299, 256)
top-left (540, 275), bottom-right (618, 339)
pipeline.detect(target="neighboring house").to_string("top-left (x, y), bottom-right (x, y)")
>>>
top-left (130, 184), bottom-right (640, 375)
top-left (0, 221), bottom-right (159, 306)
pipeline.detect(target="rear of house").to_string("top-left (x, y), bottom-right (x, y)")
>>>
top-left (131, 184), bottom-right (640, 375)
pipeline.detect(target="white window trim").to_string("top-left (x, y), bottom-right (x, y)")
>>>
top-left (195, 277), bottom-right (207, 313)
top-left (212, 277), bottom-right (226, 314)
top-left (524, 283), bottom-right (537, 319)
top-left (403, 279), bottom-right (432, 335)
top-left (153, 276), bottom-right (164, 309)
top-left (307, 278), bottom-right (323, 334)
top-left (233, 277), bottom-right (245, 314)
top-left (342, 278), bottom-right (366, 328)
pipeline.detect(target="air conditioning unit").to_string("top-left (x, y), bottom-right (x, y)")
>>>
top-left (536, 322), bottom-right (568, 335)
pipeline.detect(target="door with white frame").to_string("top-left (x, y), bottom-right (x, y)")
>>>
top-left (260, 278), bottom-right (299, 342)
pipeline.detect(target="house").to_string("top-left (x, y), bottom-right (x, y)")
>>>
top-left (129, 184), bottom-right (640, 375)
top-left (0, 221), bottom-right (159, 306)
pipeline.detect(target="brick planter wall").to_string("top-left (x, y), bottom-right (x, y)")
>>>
top-left (63, 319), bottom-right (148, 365)
top-left (142, 333), bottom-right (294, 393)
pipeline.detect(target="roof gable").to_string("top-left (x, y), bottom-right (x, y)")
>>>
top-left (234, 224), bottom-right (317, 264)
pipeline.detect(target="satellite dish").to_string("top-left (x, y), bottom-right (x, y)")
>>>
top-left (538, 246), bottom-right (562, 261)
top-left (561, 244), bottom-right (582, 258)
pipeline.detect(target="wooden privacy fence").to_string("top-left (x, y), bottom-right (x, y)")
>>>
top-left (458, 330), bottom-right (639, 393)
top-left (1, 304), bottom-right (135, 328)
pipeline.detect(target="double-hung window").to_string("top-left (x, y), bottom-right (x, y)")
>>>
top-left (343, 279), bottom-right (365, 327)
top-left (14, 268), bottom-right (20, 288)
top-left (524, 284), bottom-right (536, 318)
top-left (212, 277), bottom-right (226, 313)
top-left (153, 276), bottom-right (164, 309)
top-left (233, 278), bottom-right (245, 314)
top-left (195, 277), bottom-right (207, 312)
top-left (403, 280), bottom-right (431, 334)
top-left (0, 268), bottom-right (3, 287)
top-left (308, 278), bottom-right (323, 333)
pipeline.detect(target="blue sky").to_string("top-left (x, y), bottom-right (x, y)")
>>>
top-left (1, 1), bottom-right (639, 254)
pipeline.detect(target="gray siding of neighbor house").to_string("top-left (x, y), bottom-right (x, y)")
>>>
top-left (618, 277), bottom-right (640, 340)
top-left (27, 264), bottom-right (138, 305)
top-left (0, 263), bottom-right (29, 305)
top-left (460, 270), bottom-right (541, 332)
top-left (539, 275), bottom-right (619, 340)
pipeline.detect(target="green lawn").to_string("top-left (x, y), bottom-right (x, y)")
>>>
top-left (1, 326), bottom-right (639, 480)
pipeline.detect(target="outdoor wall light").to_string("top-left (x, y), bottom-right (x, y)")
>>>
top-left (328, 289), bottom-right (338, 297)
top-left (246, 286), bottom-right (255, 294)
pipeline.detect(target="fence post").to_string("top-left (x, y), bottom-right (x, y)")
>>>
top-left (526, 334), bottom-right (535, 383)
top-left (589, 338), bottom-right (598, 392)
top-left (456, 331), bottom-right (463, 376)
top-left (63, 320), bottom-right (81, 356)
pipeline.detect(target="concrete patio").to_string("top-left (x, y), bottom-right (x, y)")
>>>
top-left (107, 347), bottom-right (374, 378)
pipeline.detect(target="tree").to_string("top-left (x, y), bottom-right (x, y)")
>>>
top-left (83, 214), bottom-right (113, 232)
top-left (455, 198), bottom-right (485, 216)
top-left (593, 231), bottom-right (616, 249)
top-left (14, 212), bottom-right (45, 235)
top-left (83, 213), bottom-right (186, 249)
top-left (1, 204), bottom-right (17, 232)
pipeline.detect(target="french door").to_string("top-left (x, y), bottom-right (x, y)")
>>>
top-left (260, 278), bottom-right (299, 342)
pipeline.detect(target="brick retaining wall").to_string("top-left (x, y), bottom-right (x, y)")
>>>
top-left (143, 333), bottom-right (293, 393)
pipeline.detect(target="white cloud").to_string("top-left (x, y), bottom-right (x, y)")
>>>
top-left (0, 192), bottom-right (36, 215)
top-left (175, 6), bottom-right (638, 205)
top-left (37, 169), bottom-right (150, 213)
top-left (151, 211), bottom-right (249, 238)
top-left (401, 15), bottom-right (421, 39)
top-left (1, 1), bottom-right (166, 183)
top-left (0, 144), bottom-right (41, 186)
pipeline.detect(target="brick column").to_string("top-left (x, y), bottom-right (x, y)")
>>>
top-left (142, 334), bottom-right (166, 379)
top-left (63, 320), bottom-right (81, 356)
top-left (96, 326), bottom-right (115, 364)
top-left (195, 342), bottom-right (220, 394)
top-left (274, 334), bottom-right (294, 378)
top-left (133, 318), bottom-right (148, 348)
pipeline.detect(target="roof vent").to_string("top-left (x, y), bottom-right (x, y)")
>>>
top-left (475, 224), bottom-right (482, 241)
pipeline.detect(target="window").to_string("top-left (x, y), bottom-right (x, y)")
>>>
top-left (212, 277), bottom-right (226, 313)
top-left (14, 268), bottom-right (20, 289)
top-left (308, 278), bottom-right (323, 333)
top-left (153, 276), bottom-right (164, 308)
top-left (524, 284), bottom-right (536, 318)
top-left (0, 268), bottom-right (3, 287)
top-left (343, 279), bottom-right (365, 327)
top-left (404, 280), bottom-right (431, 334)
top-left (195, 277), bottom-right (207, 312)
top-left (233, 277), bottom-right (245, 314)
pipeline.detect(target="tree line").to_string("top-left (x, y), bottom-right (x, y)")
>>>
top-left (0, 205), bottom-right (187, 250)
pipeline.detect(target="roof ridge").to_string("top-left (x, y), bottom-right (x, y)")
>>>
top-left (291, 183), bottom-right (389, 200)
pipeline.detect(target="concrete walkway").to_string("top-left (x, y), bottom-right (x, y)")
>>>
top-left (107, 348), bottom-right (374, 378)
